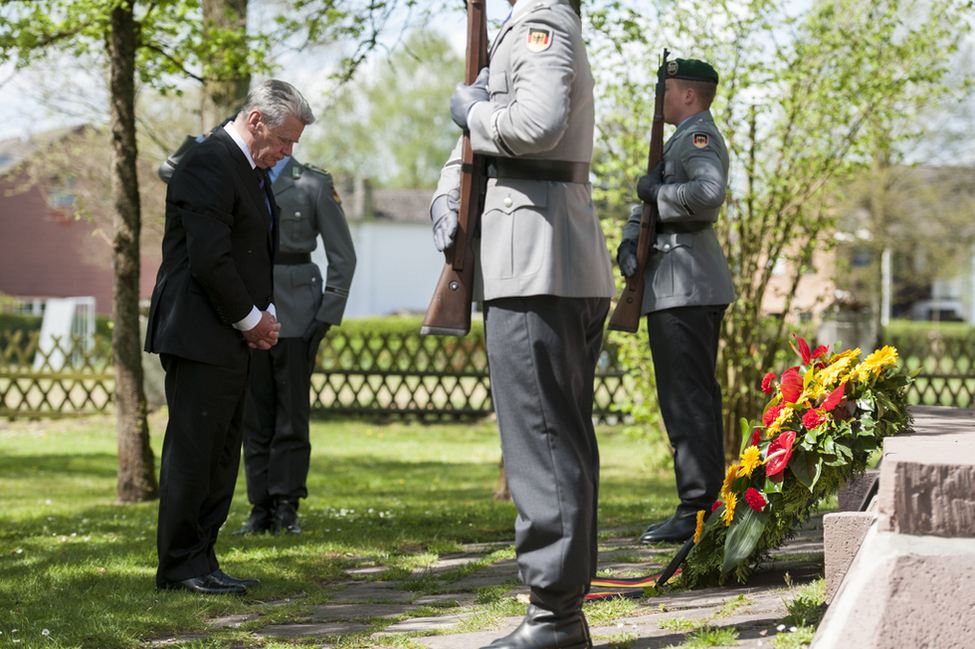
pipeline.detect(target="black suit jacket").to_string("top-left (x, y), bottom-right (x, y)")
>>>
top-left (145, 127), bottom-right (278, 369)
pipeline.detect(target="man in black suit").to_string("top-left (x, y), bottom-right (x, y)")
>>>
top-left (145, 80), bottom-right (315, 595)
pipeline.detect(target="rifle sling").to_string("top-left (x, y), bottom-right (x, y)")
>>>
top-left (487, 157), bottom-right (590, 184)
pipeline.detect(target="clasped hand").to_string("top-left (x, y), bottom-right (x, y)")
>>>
top-left (242, 311), bottom-right (280, 350)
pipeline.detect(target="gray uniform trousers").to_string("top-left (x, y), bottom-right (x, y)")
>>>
top-left (243, 338), bottom-right (314, 503)
top-left (485, 295), bottom-right (610, 589)
top-left (647, 305), bottom-right (726, 515)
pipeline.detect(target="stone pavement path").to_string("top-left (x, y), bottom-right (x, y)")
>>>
top-left (197, 519), bottom-right (825, 648)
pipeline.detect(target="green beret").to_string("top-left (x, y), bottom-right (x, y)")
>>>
top-left (660, 58), bottom-right (719, 84)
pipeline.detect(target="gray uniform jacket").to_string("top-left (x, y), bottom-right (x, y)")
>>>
top-left (273, 158), bottom-right (356, 337)
top-left (623, 110), bottom-right (735, 313)
top-left (432, 0), bottom-right (615, 301)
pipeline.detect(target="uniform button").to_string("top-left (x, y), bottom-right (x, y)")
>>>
top-left (663, 244), bottom-right (671, 251)
top-left (503, 197), bottom-right (513, 208)
top-left (311, 277), bottom-right (317, 283)
top-left (294, 211), bottom-right (302, 218)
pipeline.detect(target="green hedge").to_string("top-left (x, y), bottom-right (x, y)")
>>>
top-left (337, 315), bottom-right (485, 341)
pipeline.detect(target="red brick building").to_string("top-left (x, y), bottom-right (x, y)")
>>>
top-left (0, 127), bottom-right (162, 316)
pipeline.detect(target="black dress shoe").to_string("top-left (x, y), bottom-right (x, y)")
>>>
top-left (158, 573), bottom-right (246, 595)
top-left (480, 604), bottom-right (591, 649)
top-left (212, 568), bottom-right (260, 588)
top-left (233, 503), bottom-right (274, 535)
top-left (642, 513), bottom-right (675, 535)
top-left (274, 498), bottom-right (302, 534)
top-left (640, 510), bottom-right (698, 544)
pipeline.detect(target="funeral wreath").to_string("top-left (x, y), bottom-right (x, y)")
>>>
top-left (680, 336), bottom-right (915, 588)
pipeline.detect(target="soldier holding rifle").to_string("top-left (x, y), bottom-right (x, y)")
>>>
top-left (616, 58), bottom-right (735, 545)
top-left (429, 0), bottom-right (614, 647)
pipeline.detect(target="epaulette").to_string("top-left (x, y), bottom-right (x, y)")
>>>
top-left (303, 163), bottom-right (331, 178)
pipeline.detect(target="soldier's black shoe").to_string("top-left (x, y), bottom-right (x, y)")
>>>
top-left (233, 503), bottom-right (274, 535)
top-left (639, 510), bottom-right (697, 545)
top-left (158, 573), bottom-right (246, 595)
top-left (274, 498), bottom-right (302, 534)
top-left (480, 587), bottom-right (591, 649)
top-left (212, 568), bottom-right (260, 588)
top-left (641, 512), bottom-right (675, 536)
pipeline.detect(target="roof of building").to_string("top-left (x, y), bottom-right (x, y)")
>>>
top-left (0, 125), bottom-right (88, 177)
top-left (371, 187), bottom-right (435, 224)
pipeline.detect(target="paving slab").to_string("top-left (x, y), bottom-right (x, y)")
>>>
top-left (328, 580), bottom-right (415, 603)
top-left (376, 611), bottom-right (478, 635)
top-left (255, 621), bottom-right (372, 638)
top-left (306, 603), bottom-right (411, 622)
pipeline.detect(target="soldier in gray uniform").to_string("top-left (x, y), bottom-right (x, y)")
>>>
top-left (159, 141), bottom-right (356, 536)
top-left (431, 1), bottom-right (615, 648)
top-left (237, 155), bottom-right (356, 535)
top-left (616, 58), bottom-right (736, 545)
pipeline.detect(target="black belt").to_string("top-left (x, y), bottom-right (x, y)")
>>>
top-left (276, 252), bottom-right (312, 265)
top-left (657, 221), bottom-right (713, 234)
top-left (486, 158), bottom-right (590, 184)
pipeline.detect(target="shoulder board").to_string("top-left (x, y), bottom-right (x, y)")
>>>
top-left (303, 163), bottom-right (331, 178)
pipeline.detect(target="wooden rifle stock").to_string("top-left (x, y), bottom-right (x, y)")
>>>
top-left (607, 48), bottom-right (670, 333)
top-left (420, 0), bottom-right (489, 337)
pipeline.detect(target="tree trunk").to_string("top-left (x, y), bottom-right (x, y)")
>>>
top-left (110, 3), bottom-right (158, 503)
top-left (200, 0), bottom-right (251, 129)
top-left (493, 457), bottom-right (511, 501)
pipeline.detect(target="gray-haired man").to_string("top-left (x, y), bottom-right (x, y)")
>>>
top-left (146, 80), bottom-right (314, 595)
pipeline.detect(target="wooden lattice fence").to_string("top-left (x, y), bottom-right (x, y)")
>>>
top-left (0, 330), bottom-right (113, 418)
top-left (310, 330), bottom-right (633, 422)
top-left (881, 327), bottom-right (975, 408)
top-left (3, 323), bottom-right (971, 419)
top-left (0, 327), bottom-right (633, 421)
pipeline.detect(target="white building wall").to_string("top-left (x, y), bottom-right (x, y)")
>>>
top-left (312, 220), bottom-right (446, 318)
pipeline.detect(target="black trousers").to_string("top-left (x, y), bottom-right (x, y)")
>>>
top-left (156, 353), bottom-right (249, 586)
top-left (485, 295), bottom-right (610, 590)
top-left (242, 338), bottom-right (314, 505)
top-left (647, 305), bottom-right (727, 515)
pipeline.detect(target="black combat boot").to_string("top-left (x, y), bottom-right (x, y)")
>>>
top-left (480, 586), bottom-right (591, 649)
top-left (232, 502), bottom-right (274, 535)
top-left (274, 498), bottom-right (302, 534)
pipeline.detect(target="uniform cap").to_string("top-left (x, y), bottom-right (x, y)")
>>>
top-left (660, 58), bottom-right (719, 84)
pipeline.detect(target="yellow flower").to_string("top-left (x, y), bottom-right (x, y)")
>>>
top-left (722, 492), bottom-right (737, 526)
top-left (739, 445), bottom-right (762, 478)
top-left (798, 384), bottom-right (826, 404)
top-left (831, 348), bottom-right (862, 362)
top-left (860, 345), bottom-right (899, 375)
top-left (767, 406), bottom-right (794, 437)
top-left (694, 510), bottom-right (706, 544)
top-left (721, 463), bottom-right (739, 497)
top-left (817, 355), bottom-right (856, 387)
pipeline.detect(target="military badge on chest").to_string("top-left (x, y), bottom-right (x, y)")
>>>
top-left (526, 27), bottom-right (552, 53)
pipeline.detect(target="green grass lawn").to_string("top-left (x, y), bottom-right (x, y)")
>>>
top-left (0, 413), bottom-right (677, 648)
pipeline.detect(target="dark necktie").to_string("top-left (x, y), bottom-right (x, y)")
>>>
top-left (258, 170), bottom-right (273, 229)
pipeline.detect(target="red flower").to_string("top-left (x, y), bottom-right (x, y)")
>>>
top-left (745, 488), bottom-right (767, 511)
top-left (763, 404), bottom-right (784, 427)
top-left (822, 382), bottom-right (846, 411)
top-left (765, 430), bottom-right (796, 476)
top-left (793, 334), bottom-right (811, 365)
top-left (752, 429), bottom-right (761, 446)
top-left (712, 500), bottom-right (722, 513)
top-left (780, 368), bottom-right (803, 404)
top-left (802, 409), bottom-right (826, 429)
top-left (761, 371), bottom-right (776, 394)
top-left (812, 345), bottom-right (828, 360)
